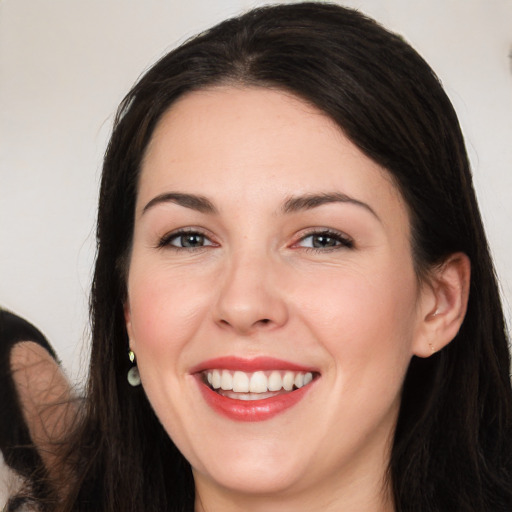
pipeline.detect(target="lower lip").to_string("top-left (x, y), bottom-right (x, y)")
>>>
top-left (196, 378), bottom-right (314, 422)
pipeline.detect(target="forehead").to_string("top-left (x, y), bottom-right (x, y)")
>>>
top-left (142, 86), bottom-right (347, 180)
top-left (138, 86), bottom-right (408, 231)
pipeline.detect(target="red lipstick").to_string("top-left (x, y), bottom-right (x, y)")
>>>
top-left (190, 356), bottom-right (316, 374)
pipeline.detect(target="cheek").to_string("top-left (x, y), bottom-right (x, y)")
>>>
top-left (294, 258), bottom-right (419, 371)
top-left (126, 260), bottom-right (214, 359)
top-left (298, 262), bottom-right (419, 439)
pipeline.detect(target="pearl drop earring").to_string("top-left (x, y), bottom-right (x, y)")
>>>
top-left (127, 349), bottom-right (141, 387)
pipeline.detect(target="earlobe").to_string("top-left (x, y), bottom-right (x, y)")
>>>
top-left (413, 252), bottom-right (471, 358)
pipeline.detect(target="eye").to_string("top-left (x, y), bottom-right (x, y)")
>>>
top-left (158, 229), bottom-right (215, 250)
top-left (295, 230), bottom-right (354, 251)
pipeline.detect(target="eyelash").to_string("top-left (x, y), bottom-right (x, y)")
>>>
top-left (157, 228), bottom-right (354, 253)
top-left (293, 229), bottom-right (354, 252)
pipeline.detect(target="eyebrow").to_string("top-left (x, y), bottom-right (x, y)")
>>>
top-left (142, 192), bottom-right (218, 215)
top-left (141, 190), bottom-right (379, 221)
top-left (282, 192), bottom-right (380, 220)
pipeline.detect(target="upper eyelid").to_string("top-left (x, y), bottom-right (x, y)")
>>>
top-left (293, 227), bottom-right (353, 242)
top-left (162, 226), bottom-right (212, 238)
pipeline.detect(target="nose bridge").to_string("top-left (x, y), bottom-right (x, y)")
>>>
top-left (215, 243), bottom-right (288, 333)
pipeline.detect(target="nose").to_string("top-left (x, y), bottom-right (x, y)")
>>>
top-left (214, 251), bottom-right (289, 335)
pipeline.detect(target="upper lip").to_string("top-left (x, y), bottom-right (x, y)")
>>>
top-left (189, 356), bottom-right (318, 374)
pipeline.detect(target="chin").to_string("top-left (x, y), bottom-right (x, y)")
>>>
top-left (190, 439), bottom-right (312, 495)
top-left (196, 464), bottom-right (304, 496)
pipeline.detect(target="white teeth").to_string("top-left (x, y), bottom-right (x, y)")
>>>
top-left (212, 369), bottom-right (221, 389)
top-left (232, 371), bottom-right (250, 392)
top-left (220, 370), bottom-right (233, 390)
top-left (282, 371), bottom-right (294, 391)
top-left (268, 371), bottom-right (282, 391)
top-left (294, 372), bottom-right (304, 388)
top-left (249, 371), bottom-right (267, 393)
top-left (205, 369), bottom-right (315, 394)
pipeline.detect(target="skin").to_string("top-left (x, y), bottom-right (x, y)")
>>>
top-left (125, 86), bottom-right (469, 512)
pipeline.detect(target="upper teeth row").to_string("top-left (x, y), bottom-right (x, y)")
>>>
top-left (206, 369), bottom-right (313, 393)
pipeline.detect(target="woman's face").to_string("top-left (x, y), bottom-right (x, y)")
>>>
top-left (125, 86), bottom-right (431, 505)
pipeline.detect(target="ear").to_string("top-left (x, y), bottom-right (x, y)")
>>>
top-left (412, 252), bottom-right (471, 358)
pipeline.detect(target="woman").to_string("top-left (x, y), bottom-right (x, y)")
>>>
top-left (4, 2), bottom-right (512, 511)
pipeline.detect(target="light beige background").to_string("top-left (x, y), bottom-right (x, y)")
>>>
top-left (1, 0), bottom-right (511, 503)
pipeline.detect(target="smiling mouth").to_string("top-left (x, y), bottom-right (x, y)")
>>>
top-left (202, 369), bottom-right (315, 401)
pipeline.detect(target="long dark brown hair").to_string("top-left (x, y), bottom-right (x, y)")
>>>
top-left (27, 3), bottom-right (512, 511)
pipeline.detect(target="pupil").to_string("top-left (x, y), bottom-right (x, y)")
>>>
top-left (313, 235), bottom-right (336, 248)
top-left (182, 234), bottom-right (203, 247)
